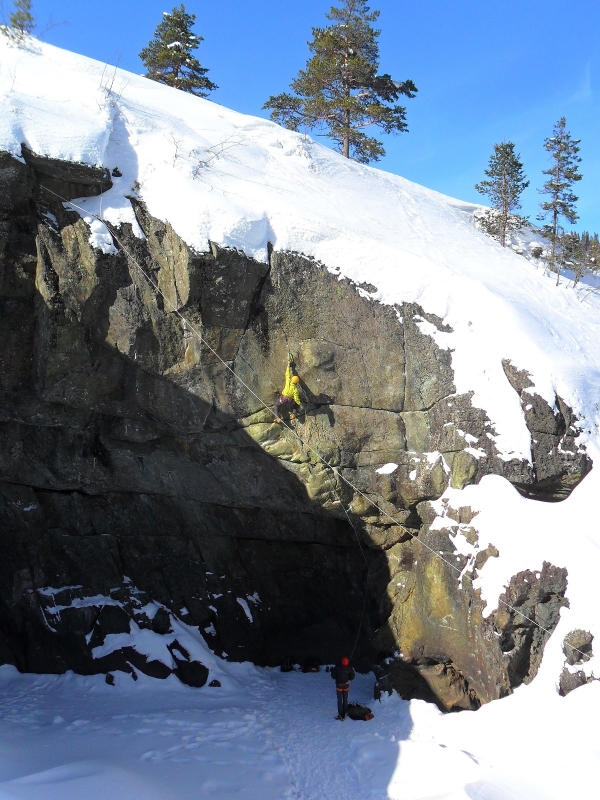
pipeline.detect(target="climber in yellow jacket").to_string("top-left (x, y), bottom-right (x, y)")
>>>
top-left (273, 358), bottom-right (302, 423)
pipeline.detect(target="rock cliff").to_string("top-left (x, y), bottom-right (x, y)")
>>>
top-left (0, 149), bottom-right (590, 707)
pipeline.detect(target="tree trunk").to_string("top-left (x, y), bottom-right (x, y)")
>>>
top-left (553, 161), bottom-right (561, 285)
top-left (342, 48), bottom-right (350, 159)
top-left (553, 208), bottom-right (560, 286)
top-left (501, 173), bottom-right (507, 247)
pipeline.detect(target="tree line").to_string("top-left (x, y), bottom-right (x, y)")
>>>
top-left (3, 0), bottom-right (594, 282)
top-left (475, 121), bottom-right (594, 285)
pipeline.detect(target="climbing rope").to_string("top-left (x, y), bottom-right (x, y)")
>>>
top-left (39, 185), bottom-right (591, 665)
top-left (332, 481), bottom-right (370, 661)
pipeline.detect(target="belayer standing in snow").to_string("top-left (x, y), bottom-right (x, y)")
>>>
top-left (273, 354), bottom-right (302, 423)
top-left (331, 656), bottom-right (355, 721)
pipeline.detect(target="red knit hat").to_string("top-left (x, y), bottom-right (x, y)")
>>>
top-left (341, 657), bottom-right (349, 666)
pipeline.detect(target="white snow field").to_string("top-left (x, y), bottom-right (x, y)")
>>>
top-left (0, 662), bottom-right (598, 800)
top-left (2, 35), bottom-right (600, 798)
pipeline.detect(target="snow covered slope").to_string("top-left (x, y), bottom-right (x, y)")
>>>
top-left (2, 34), bottom-right (600, 798)
top-left (2, 37), bottom-right (599, 434)
top-left (4, 37), bottom-right (600, 459)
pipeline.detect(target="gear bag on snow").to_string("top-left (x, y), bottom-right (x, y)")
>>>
top-left (346, 703), bottom-right (374, 721)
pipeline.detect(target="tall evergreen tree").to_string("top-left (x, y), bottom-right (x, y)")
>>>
top-left (1, 0), bottom-right (35, 40)
top-left (475, 141), bottom-right (529, 247)
top-left (538, 117), bottom-right (582, 283)
top-left (263, 0), bottom-right (417, 163)
top-left (139, 4), bottom-right (217, 98)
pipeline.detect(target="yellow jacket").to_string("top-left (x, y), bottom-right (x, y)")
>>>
top-left (281, 365), bottom-right (301, 405)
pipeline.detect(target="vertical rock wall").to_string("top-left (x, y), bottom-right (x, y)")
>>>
top-left (0, 150), bottom-right (589, 707)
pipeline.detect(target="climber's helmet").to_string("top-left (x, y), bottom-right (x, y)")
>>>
top-left (291, 375), bottom-right (300, 384)
top-left (341, 657), bottom-right (349, 666)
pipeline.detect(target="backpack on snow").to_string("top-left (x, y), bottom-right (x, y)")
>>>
top-left (346, 703), bottom-right (374, 721)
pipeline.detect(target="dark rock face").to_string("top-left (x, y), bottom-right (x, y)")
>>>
top-left (0, 149), bottom-right (587, 707)
top-left (21, 146), bottom-right (112, 201)
top-left (559, 629), bottom-right (595, 697)
top-left (502, 361), bottom-right (591, 501)
top-left (372, 540), bottom-right (569, 709)
top-left (559, 668), bottom-right (592, 696)
top-left (494, 563), bottom-right (569, 687)
top-left (0, 578), bottom-right (205, 683)
top-left (563, 629), bottom-right (593, 666)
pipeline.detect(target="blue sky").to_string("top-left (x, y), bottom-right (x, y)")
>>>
top-left (14, 0), bottom-right (599, 231)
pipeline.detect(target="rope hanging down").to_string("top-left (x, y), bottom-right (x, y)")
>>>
top-left (332, 481), bottom-right (370, 660)
top-left (39, 184), bottom-right (589, 664)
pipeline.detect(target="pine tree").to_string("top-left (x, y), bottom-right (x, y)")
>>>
top-left (263, 0), bottom-right (417, 163)
top-left (139, 4), bottom-right (217, 98)
top-left (1, 0), bottom-right (35, 40)
top-left (475, 142), bottom-right (529, 247)
top-left (537, 117), bottom-right (582, 284)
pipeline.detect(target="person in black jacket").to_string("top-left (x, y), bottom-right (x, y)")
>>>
top-left (331, 656), bottom-right (355, 720)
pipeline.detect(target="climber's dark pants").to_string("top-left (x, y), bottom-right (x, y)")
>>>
top-left (336, 686), bottom-right (349, 717)
top-left (273, 396), bottom-right (298, 420)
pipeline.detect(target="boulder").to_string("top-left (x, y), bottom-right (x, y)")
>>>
top-left (559, 668), bottom-right (594, 697)
top-left (563, 629), bottom-right (593, 666)
top-left (168, 640), bottom-right (209, 687)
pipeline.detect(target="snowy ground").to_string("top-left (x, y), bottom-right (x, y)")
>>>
top-left (0, 663), bottom-right (598, 800)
